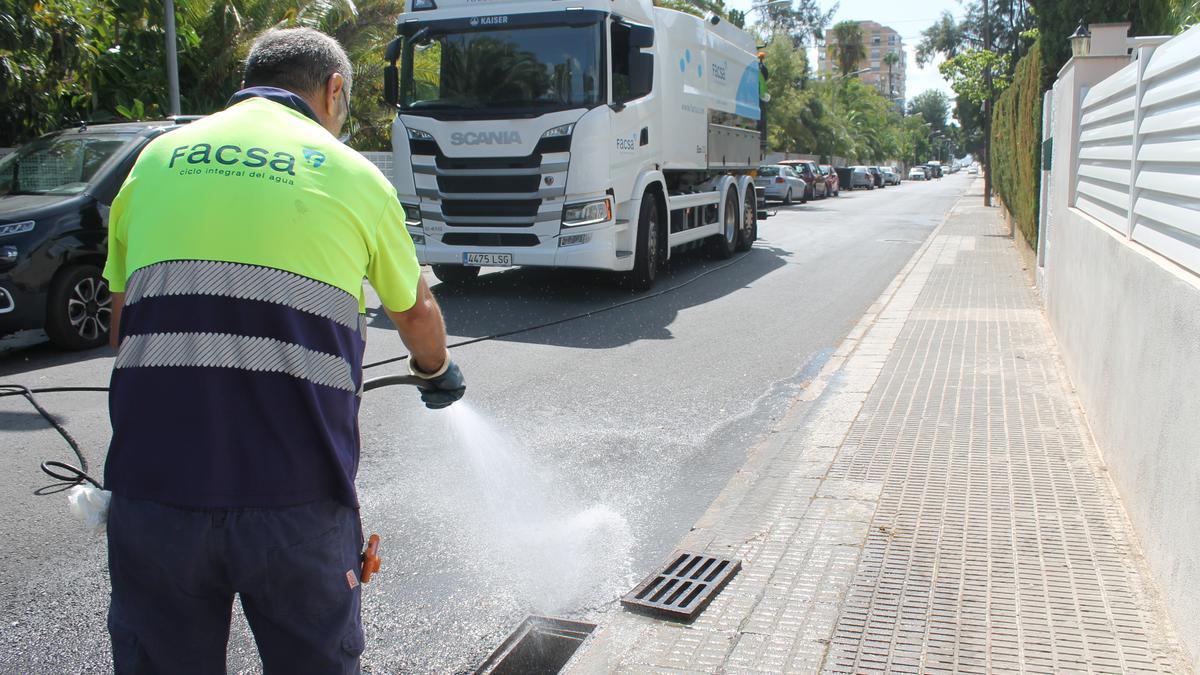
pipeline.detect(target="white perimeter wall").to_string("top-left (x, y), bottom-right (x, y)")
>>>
top-left (1043, 30), bottom-right (1200, 667)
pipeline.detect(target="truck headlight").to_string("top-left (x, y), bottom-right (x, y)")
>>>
top-left (562, 199), bottom-right (611, 228)
top-left (407, 127), bottom-right (434, 141)
top-left (541, 124), bottom-right (575, 139)
top-left (400, 203), bottom-right (422, 227)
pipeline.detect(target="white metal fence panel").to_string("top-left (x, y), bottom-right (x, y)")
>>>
top-left (1131, 25), bottom-right (1200, 274)
top-left (1075, 62), bottom-right (1137, 234)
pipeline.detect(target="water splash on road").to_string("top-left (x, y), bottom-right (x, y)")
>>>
top-left (441, 402), bottom-right (634, 613)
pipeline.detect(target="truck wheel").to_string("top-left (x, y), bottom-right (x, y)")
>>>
top-left (45, 264), bottom-right (111, 350)
top-left (626, 194), bottom-right (661, 291)
top-left (735, 187), bottom-right (756, 252)
top-left (431, 264), bottom-right (481, 285)
top-left (707, 188), bottom-right (739, 260)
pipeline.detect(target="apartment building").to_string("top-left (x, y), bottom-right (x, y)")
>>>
top-left (818, 20), bottom-right (907, 108)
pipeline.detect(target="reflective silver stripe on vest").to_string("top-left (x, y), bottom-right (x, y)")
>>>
top-left (124, 260), bottom-right (361, 331)
top-left (116, 332), bottom-right (356, 393)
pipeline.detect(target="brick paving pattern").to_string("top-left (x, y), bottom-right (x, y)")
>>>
top-left (822, 206), bottom-right (1182, 673)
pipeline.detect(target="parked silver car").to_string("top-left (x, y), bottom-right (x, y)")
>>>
top-left (756, 165), bottom-right (807, 204)
top-left (848, 166), bottom-right (875, 190)
top-left (882, 168), bottom-right (901, 186)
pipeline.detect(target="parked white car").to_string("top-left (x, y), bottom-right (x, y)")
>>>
top-left (907, 167), bottom-right (928, 181)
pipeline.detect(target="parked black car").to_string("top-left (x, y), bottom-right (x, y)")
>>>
top-left (0, 118), bottom-right (198, 349)
top-left (866, 166), bottom-right (884, 188)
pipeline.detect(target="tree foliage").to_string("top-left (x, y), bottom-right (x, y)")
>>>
top-left (939, 48), bottom-right (1011, 107)
top-left (915, 1), bottom-right (1034, 158)
top-left (757, 0), bottom-right (837, 46)
top-left (0, 0), bottom-right (404, 149)
top-left (990, 42), bottom-right (1041, 247)
top-left (907, 89), bottom-right (950, 133)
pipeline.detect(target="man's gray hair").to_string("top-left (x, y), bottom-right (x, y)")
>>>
top-left (244, 28), bottom-right (353, 98)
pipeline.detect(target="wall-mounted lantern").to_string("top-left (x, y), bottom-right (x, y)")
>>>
top-left (1069, 20), bottom-right (1092, 58)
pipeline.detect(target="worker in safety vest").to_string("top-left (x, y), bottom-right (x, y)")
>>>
top-left (101, 28), bottom-right (464, 672)
top-left (757, 51), bottom-right (770, 151)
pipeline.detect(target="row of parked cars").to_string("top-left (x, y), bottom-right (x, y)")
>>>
top-left (756, 160), bottom-right (959, 204)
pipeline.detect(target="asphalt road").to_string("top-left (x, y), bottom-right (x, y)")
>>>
top-left (0, 174), bottom-right (968, 672)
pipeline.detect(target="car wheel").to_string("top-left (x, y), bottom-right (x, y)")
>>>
top-left (783, 189), bottom-right (792, 205)
top-left (45, 264), bottom-right (111, 350)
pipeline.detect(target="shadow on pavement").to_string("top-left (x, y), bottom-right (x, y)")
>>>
top-left (368, 242), bottom-right (790, 350)
top-left (0, 338), bottom-right (115, 378)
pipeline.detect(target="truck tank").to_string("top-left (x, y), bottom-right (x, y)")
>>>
top-left (652, 8), bottom-right (763, 172)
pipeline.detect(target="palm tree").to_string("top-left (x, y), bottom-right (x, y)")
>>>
top-left (827, 20), bottom-right (865, 79)
top-left (882, 50), bottom-right (900, 101)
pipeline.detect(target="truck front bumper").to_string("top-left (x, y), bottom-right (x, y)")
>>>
top-left (418, 222), bottom-right (631, 272)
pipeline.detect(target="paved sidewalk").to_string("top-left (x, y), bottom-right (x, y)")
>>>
top-left (567, 181), bottom-right (1190, 674)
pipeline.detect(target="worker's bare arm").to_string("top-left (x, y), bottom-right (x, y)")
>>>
top-left (383, 276), bottom-right (448, 374)
top-left (109, 292), bottom-right (124, 349)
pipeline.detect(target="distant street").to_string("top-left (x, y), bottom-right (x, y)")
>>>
top-left (0, 175), bottom-right (969, 672)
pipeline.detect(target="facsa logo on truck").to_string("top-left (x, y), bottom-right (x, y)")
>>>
top-left (449, 131), bottom-right (523, 145)
top-left (468, 15), bottom-right (508, 26)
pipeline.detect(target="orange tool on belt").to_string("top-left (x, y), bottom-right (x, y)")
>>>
top-left (360, 534), bottom-right (382, 583)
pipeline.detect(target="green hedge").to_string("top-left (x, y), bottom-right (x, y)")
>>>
top-left (991, 43), bottom-right (1042, 249)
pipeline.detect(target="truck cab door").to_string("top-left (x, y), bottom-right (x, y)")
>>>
top-left (609, 19), bottom-right (656, 203)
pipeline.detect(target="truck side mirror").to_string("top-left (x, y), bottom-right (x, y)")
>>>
top-left (628, 52), bottom-right (654, 100)
top-left (383, 37), bottom-right (402, 106)
top-left (629, 24), bottom-right (654, 49)
top-left (627, 25), bottom-right (655, 101)
top-left (384, 64), bottom-right (399, 106)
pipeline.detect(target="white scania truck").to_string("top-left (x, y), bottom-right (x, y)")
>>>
top-left (382, 0), bottom-right (766, 288)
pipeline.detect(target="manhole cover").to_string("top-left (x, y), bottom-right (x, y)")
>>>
top-left (620, 550), bottom-right (741, 621)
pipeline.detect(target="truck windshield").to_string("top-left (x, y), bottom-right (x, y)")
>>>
top-left (0, 132), bottom-right (136, 197)
top-left (401, 23), bottom-right (603, 116)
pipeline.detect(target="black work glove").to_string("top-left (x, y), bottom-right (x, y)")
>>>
top-left (409, 357), bottom-right (465, 409)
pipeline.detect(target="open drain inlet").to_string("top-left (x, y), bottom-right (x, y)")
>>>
top-left (474, 615), bottom-right (597, 675)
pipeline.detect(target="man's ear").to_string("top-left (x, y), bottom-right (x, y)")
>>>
top-left (326, 73), bottom-right (345, 113)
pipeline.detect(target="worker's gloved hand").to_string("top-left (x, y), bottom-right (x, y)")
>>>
top-left (409, 357), bottom-right (465, 409)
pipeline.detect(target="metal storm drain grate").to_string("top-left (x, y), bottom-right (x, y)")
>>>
top-left (474, 615), bottom-right (596, 675)
top-left (620, 550), bottom-right (741, 621)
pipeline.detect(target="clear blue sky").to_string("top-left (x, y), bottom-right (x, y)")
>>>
top-left (725, 0), bottom-right (965, 103)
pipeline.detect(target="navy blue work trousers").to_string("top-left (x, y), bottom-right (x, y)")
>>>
top-left (106, 495), bottom-right (365, 674)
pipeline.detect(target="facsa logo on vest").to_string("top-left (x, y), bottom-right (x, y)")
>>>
top-left (168, 144), bottom-right (300, 176)
top-left (449, 131), bottom-right (523, 146)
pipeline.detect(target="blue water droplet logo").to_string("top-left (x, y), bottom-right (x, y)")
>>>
top-left (698, 64), bottom-right (703, 78)
top-left (679, 58), bottom-right (687, 73)
top-left (302, 148), bottom-right (326, 168)
top-left (685, 49), bottom-right (692, 63)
